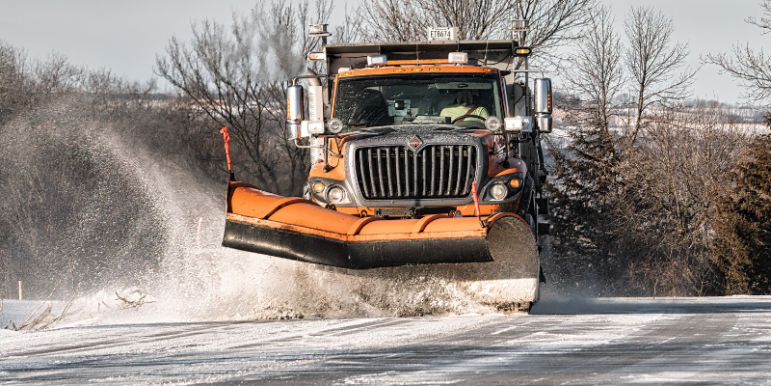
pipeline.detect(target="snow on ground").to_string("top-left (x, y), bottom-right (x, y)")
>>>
top-left (2, 295), bottom-right (771, 385)
top-left (0, 300), bottom-right (68, 331)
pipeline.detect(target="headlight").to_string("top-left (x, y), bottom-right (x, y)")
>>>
top-left (327, 186), bottom-right (346, 203)
top-left (312, 181), bottom-right (325, 193)
top-left (489, 182), bottom-right (508, 201)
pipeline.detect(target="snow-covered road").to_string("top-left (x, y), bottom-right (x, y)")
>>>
top-left (2, 296), bottom-right (771, 385)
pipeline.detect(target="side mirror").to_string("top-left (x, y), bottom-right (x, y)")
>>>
top-left (287, 84), bottom-right (327, 140)
top-left (534, 78), bottom-right (552, 114)
top-left (533, 78), bottom-right (553, 133)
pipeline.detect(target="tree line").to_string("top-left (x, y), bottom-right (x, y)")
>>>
top-left (547, 2), bottom-right (771, 296)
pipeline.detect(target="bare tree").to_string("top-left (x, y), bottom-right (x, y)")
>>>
top-left (357, 0), bottom-right (592, 54)
top-left (0, 42), bottom-right (37, 124)
top-left (155, 0), bottom-right (331, 195)
top-left (704, 0), bottom-right (771, 102)
top-left (564, 4), bottom-right (623, 157)
top-left (34, 52), bottom-right (85, 95)
top-left (511, 0), bottom-right (592, 53)
top-left (358, 0), bottom-right (510, 42)
top-left (549, 4), bottom-right (755, 296)
top-left (332, 4), bottom-right (365, 45)
top-left (624, 6), bottom-right (695, 147)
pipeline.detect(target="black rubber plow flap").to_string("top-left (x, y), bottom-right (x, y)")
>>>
top-left (223, 215), bottom-right (537, 275)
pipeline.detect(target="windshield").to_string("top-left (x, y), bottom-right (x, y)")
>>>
top-left (332, 73), bottom-right (502, 132)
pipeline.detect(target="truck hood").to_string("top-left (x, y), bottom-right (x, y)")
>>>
top-left (351, 124), bottom-right (490, 136)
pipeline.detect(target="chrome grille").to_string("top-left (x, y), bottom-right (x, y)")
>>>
top-left (354, 145), bottom-right (478, 199)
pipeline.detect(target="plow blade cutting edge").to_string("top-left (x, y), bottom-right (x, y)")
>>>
top-left (222, 182), bottom-right (540, 304)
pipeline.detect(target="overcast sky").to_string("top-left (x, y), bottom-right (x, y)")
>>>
top-left (0, 0), bottom-right (767, 103)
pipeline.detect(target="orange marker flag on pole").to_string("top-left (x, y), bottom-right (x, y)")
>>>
top-left (472, 180), bottom-right (481, 217)
top-left (220, 127), bottom-right (232, 171)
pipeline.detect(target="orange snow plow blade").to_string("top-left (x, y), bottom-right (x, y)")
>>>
top-left (222, 182), bottom-right (540, 304)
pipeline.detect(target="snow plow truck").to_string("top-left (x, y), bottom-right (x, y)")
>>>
top-left (222, 22), bottom-right (551, 312)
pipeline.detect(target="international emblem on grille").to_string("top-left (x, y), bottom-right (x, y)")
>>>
top-left (409, 136), bottom-right (423, 150)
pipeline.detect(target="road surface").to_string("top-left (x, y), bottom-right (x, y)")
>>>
top-left (2, 296), bottom-right (771, 385)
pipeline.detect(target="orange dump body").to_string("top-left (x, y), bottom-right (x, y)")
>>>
top-left (223, 182), bottom-right (533, 269)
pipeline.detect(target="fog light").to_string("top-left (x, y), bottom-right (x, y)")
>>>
top-left (328, 186), bottom-right (346, 203)
top-left (312, 181), bottom-right (325, 193)
top-left (489, 182), bottom-right (508, 201)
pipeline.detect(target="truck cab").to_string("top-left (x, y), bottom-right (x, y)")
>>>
top-left (289, 36), bottom-right (551, 235)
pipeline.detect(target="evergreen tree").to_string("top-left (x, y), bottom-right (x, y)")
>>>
top-left (547, 115), bottom-right (626, 294)
top-left (713, 123), bottom-right (771, 295)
